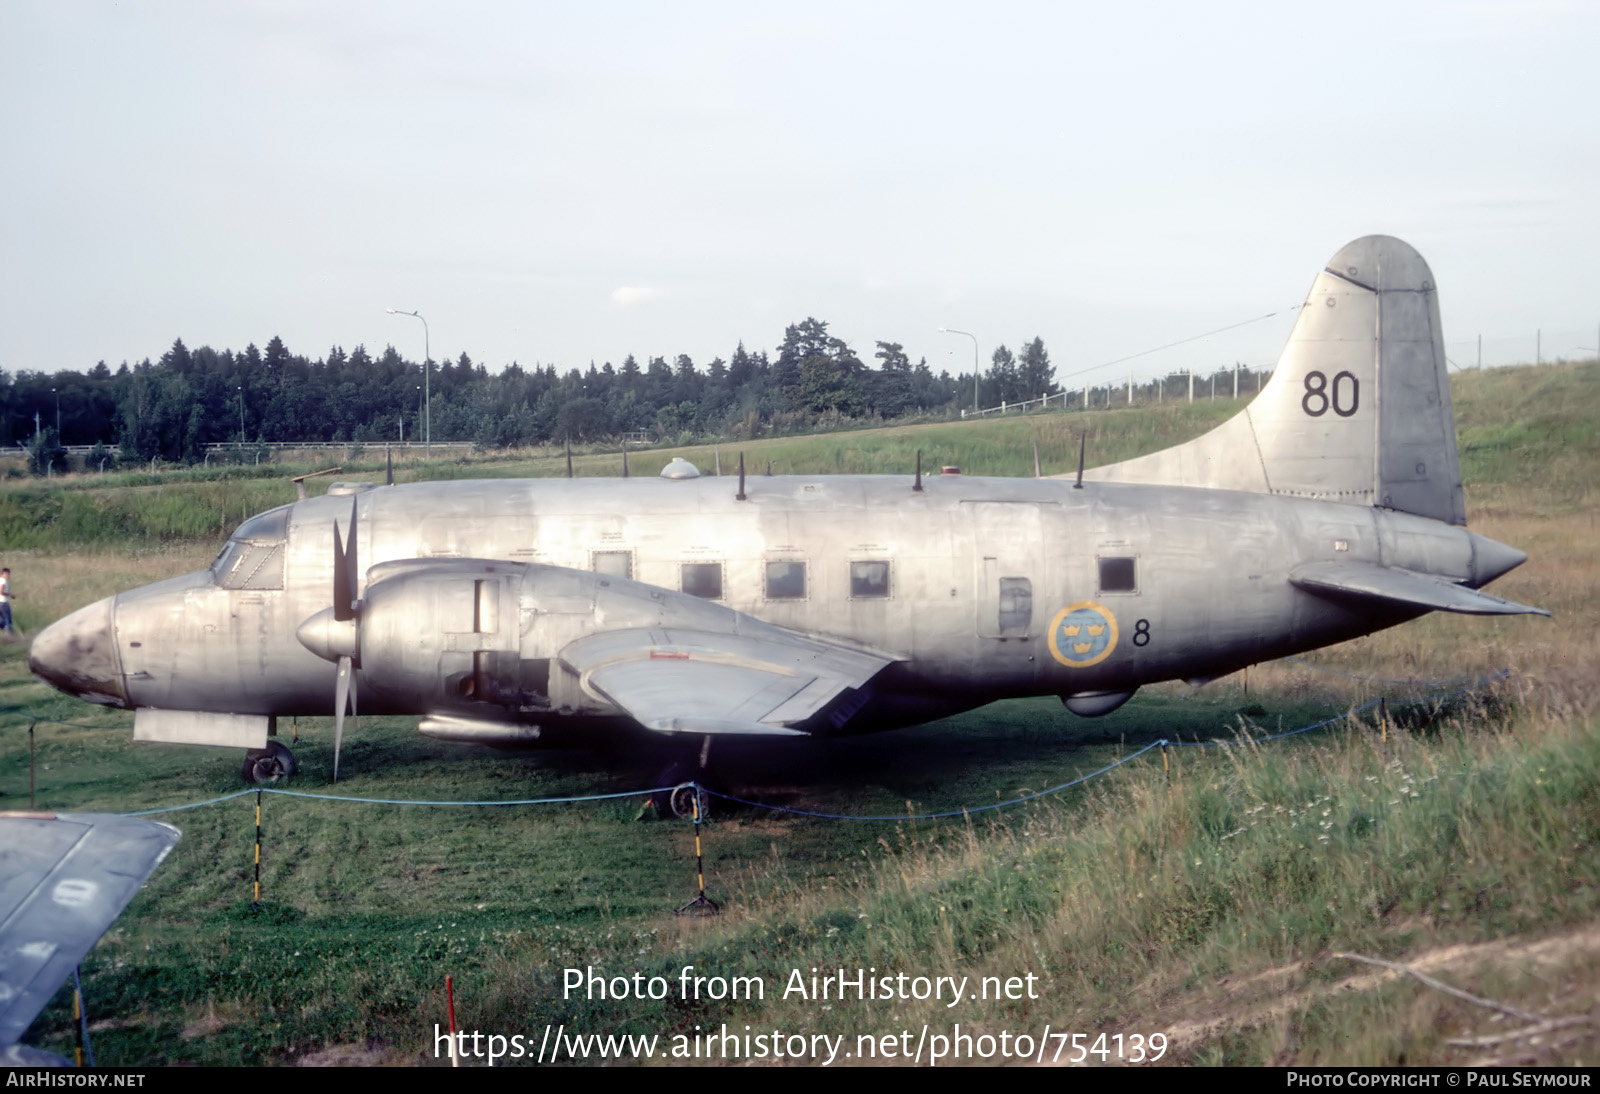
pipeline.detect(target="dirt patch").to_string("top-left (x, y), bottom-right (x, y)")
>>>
top-left (295, 1042), bottom-right (390, 1067)
top-left (1154, 923), bottom-right (1600, 1062)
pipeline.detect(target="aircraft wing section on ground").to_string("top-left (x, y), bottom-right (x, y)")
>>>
top-left (559, 627), bottom-right (896, 736)
top-left (0, 812), bottom-right (180, 1062)
top-left (1289, 561), bottom-right (1550, 616)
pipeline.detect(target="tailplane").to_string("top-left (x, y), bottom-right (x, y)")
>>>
top-left (1081, 235), bottom-right (1466, 526)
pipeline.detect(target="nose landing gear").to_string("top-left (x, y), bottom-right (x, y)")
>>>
top-left (241, 739), bottom-right (297, 784)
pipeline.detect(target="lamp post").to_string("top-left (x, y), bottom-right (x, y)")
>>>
top-left (238, 386), bottom-right (245, 445)
top-left (52, 388), bottom-right (59, 439)
top-left (938, 327), bottom-right (980, 413)
top-left (387, 308), bottom-right (430, 457)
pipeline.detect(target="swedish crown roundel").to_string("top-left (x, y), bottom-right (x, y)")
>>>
top-left (1047, 601), bottom-right (1119, 668)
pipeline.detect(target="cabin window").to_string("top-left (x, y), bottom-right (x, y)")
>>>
top-left (998, 576), bottom-right (1032, 633)
top-left (592, 550), bottom-right (633, 579)
top-left (849, 560), bottom-right (890, 598)
top-left (765, 560), bottom-right (806, 600)
top-left (1098, 556), bottom-right (1138, 594)
top-left (681, 562), bottom-right (724, 600)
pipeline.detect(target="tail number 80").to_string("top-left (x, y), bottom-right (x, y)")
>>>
top-left (1302, 370), bottom-right (1359, 418)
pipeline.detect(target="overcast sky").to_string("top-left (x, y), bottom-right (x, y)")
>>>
top-left (3, 1), bottom-right (1596, 389)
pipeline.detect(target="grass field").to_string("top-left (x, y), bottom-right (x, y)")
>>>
top-left (2, 362), bottom-right (1596, 1066)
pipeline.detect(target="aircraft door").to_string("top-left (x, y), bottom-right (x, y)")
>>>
top-left (962, 502), bottom-right (1044, 639)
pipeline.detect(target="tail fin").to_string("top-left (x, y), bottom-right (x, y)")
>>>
top-left (1083, 235), bottom-right (1466, 526)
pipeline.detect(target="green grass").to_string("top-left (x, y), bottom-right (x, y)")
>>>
top-left (9, 680), bottom-right (1591, 1066)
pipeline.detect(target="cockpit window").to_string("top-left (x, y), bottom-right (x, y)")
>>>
top-left (212, 504), bottom-right (290, 590)
top-left (214, 541), bottom-right (285, 590)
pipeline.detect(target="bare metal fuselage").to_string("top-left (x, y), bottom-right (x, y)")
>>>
top-left (83, 473), bottom-right (1494, 731)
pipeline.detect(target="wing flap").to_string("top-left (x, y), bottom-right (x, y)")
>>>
top-left (1290, 561), bottom-right (1550, 616)
top-left (560, 627), bottom-right (895, 736)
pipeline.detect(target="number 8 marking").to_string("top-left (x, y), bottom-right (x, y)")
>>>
top-left (1133, 619), bottom-right (1151, 647)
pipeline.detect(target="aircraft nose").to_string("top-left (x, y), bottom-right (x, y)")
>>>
top-left (1467, 531), bottom-right (1528, 588)
top-left (28, 595), bottom-right (127, 707)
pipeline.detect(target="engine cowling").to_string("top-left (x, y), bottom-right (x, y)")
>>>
top-left (301, 559), bottom-right (755, 722)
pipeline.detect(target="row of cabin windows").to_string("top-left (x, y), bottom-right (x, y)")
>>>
top-left (592, 554), bottom-right (1137, 603)
top-left (594, 552), bottom-right (892, 602)
top-left (210, 533), bottom-right (1138, 601)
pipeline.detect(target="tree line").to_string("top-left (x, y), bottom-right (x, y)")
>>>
top-left (3, 318), bottom-right (1065, 469)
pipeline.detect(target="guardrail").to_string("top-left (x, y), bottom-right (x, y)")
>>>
top-left (202, 441), bottom-right (476, 453)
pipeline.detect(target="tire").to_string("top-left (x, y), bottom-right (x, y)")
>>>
top-left (667, 783), bottom-right (710, 820)
top-left (241, 739), bottom-right (297, 784)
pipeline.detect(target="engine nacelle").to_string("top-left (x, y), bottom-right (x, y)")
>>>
top-left (341, 559), bottom-right (753, 722)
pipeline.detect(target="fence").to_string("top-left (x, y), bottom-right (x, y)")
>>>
top-left (961, 367), bottom-right (1272, 419)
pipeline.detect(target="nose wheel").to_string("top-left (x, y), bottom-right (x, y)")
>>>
top-left (241, 740), bottom-right (297, 784)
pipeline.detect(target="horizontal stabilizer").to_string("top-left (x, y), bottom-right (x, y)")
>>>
top-left (1290, 561), bottom-right (1550, 616)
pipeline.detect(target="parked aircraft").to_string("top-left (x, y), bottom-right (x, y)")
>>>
top-left (28, 236), bottom-right (1546, 809)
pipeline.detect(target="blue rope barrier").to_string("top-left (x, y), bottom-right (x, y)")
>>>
top-left (704, 743), bottom-right (1164, 821)
top-left (19, 668), bottom-right (1509, 822)
top-left (705, 670), bottom-right (1508, 818)
top-left (124, 783), bottom-right (687, 816)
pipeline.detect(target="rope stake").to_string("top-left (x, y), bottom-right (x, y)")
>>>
top-left (252, 789), bottom-right (262, 907)
top-left (676, 785), bottom-right (720, 917)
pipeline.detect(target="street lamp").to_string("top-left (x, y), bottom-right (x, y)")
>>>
top-left (938, 328), bottom-right (980, 413)
top-left (238, 386), bottom-right (246, 445)
top-left (52, 388), bottom-right (59, 439)
top-left (387, 308), bottom-right (430, 457)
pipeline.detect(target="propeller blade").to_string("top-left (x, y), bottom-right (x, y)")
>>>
top-left (332, 522), bottom-right (352, 622)
top-left (345, 499), bottom-right (359, 616)
top-left (334, 655), bottom-right (351, 781)
top-left (333, 499), bottom-right (360, 623)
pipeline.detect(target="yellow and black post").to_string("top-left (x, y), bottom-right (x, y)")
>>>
top-left (72, 966), bottom-right (95, 1066)
top-left (675, 786), bottom-right (720, 917)
top-left (1379, 697), bottom-right (1389, 747)
top-left (72, 968), bottom-right (84, 1067)
top-left (253, 789), bottom-right (263, 907)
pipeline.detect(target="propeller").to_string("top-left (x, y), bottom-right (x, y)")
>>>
top-left (295, 499), bottom-right (362, 780)
top-left (331, 501), bottom-right (359, 779)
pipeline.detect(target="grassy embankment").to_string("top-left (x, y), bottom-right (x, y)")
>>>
top-left (1, 362), bottom-right (1595, 1065)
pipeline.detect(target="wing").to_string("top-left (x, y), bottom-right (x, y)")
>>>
top-left (559, 626), bottom-right (896, 736)
top-left (1290, 561), bottom-right (1550, 616)
top-left (0, 812), bottom-right (181, 1056)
